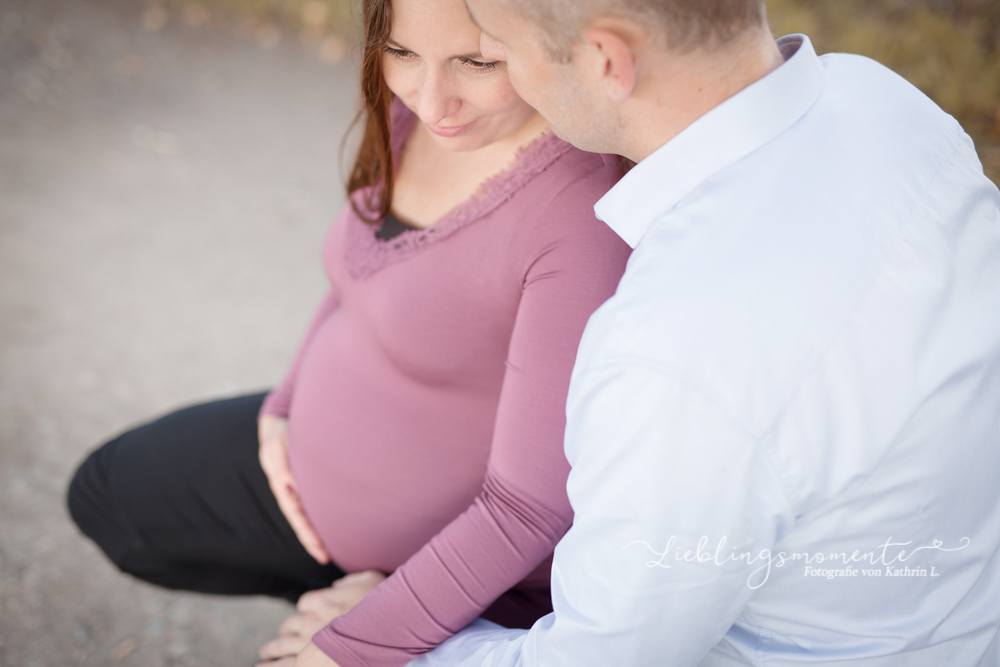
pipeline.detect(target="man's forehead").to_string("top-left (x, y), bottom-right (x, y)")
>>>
top-left (465, 0), bottom-right (538, 44)
top-left (464, 0), bottom-right (518, 32)
top-left (463, 0), bottom-right (480, 27)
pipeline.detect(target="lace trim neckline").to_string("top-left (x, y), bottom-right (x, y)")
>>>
top-left (346, 124), bottom-right (573, 279)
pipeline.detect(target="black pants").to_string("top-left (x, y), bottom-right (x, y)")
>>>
top-left (67, 393), bottom-right (344, 603)
top-left (68, 393), bottom-right (553, 627)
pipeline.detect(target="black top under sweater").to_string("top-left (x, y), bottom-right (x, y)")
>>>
top-left (375, 212), bottom-right (418, 242)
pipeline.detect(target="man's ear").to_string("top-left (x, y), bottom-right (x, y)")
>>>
top-left (583, 26), bottom-right (637, 103)
top-left (480, 31), bottom-right (507, 61)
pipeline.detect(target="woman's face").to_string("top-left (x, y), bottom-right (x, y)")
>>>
top-left (382, 0), bottom-right (538, 152)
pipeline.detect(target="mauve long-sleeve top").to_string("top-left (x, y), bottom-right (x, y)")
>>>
top-left (259, 102), bottom-right (630, 666)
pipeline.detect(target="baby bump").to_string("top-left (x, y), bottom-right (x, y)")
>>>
top-left (286, 340), bottom-right (500, 573)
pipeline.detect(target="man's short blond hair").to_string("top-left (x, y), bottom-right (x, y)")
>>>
top-left (506, 0), bottom-right (768, 59)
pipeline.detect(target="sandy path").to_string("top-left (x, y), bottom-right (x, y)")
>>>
top-left (0, 1), bottom-right (357, 664)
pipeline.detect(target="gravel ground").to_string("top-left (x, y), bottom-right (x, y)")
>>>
top-left (0, 1), bottom-right (357, 664)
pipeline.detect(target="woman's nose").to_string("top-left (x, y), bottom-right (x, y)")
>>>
top-left (416, 69), bottom-right (459, 126)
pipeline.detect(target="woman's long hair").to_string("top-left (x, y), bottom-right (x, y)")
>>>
top-left (347, 0), bottom-right (394, 223)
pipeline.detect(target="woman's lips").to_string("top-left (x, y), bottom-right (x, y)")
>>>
top-left (426, 120), bottom-right (475, 138)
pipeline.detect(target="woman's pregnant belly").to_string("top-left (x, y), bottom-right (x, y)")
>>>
top-left (286, 321), bottom-right (500, 574)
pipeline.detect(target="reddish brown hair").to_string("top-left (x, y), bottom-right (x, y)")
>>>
top-left (347, 0), bottom-right (395, 223)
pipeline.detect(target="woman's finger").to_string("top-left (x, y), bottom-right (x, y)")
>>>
top-left (279, 611), bottom-right (325, 637)
top-left (296, 599), bottom-right (344, 619)
top-left (259, 418), bottom-right (331, 564)
top-left (296, 587), bottom-right (325, 610)
top-left (296, 588), bottom-right (334, 614)
top-left (283, 506), bottom-right (331, 564)
top-left (271, 482), bottom-right (331, 565)
top-left (254, 658), bottom-right (296, 667)
top-left (259, 634), bottom-right (310, 660)
top-left (331, 570), bottom-right (371, 588)
top-left (338, 570), bottom-right (386, 588)
top-left (278, 612), bottom-right (306, 636)
top-left (297, 570), bottom-right (387, 620)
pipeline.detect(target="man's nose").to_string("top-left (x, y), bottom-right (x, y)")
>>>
top-left (480, 32), bottom-right (506, 62)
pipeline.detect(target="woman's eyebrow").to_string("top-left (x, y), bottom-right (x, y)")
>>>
top-left (385, 38), bottom-right (485, 61)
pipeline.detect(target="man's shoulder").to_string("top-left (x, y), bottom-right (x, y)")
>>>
top-left (781, 49), bottom-right (965, 204)
top-left (580, 58), bottom-right (996, 433)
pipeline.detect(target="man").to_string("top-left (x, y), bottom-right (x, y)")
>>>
top-left (296, 0), bottom-right (1000, 665)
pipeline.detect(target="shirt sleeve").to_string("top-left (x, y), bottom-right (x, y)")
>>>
top-left (405, 364), bottom-right (795, 667)
top-left (258, 288), bottom-right (341, 419)
top-left (312, 169), bottom-right (631, 667)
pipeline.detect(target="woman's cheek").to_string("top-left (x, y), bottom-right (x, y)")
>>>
top-left (473, 76), bottom-right (528, 115)
top-left (382, 59), bottom-right (413, 105)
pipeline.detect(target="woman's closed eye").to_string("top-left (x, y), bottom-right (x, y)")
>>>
top-left (384, 46), bottom-right (416, 61)
top-left (384, 45), bottom-right (498, 72)
top-left (458, 57), bottom-right (498, 71)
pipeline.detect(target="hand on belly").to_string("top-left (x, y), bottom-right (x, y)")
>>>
top-left (258, 414), bottom-right (330, 564)
top-left (256, 570), bottom-right (387, 665)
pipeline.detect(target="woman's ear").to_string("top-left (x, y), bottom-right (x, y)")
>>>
top-left (480, 31), bottom-right (507, 62)
top-left (583, 26), bottom-right (637, 103)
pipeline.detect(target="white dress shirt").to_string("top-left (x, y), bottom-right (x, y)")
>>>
top-left (408, 35), bottom-right (1000, 666)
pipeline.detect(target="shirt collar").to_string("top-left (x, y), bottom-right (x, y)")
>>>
top-left (595, 35), bottom-right (826, 248)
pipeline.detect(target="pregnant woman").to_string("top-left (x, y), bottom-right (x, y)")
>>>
top-left (66, 0), bottom-right (630, 665)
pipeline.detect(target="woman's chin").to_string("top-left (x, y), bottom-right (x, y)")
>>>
top-left (427, 131), bottom-right (490, 153)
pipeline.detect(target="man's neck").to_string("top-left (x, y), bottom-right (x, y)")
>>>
top-left (622, 31), bottom-right (785, 162)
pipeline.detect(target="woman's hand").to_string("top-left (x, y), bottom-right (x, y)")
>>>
top-left (256, 643), bottom-right (339, 667)
top-left (256, 570), bottom-right (387, 666)
top-left (299, 570), bottom-right (388, 622)
top-left (294, 643), bottom-right (341, 667)
top-left (258, 414), bottom-right (330, 564)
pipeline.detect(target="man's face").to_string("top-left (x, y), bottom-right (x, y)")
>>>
top-left (467, 0), bottom-right (618, 153)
